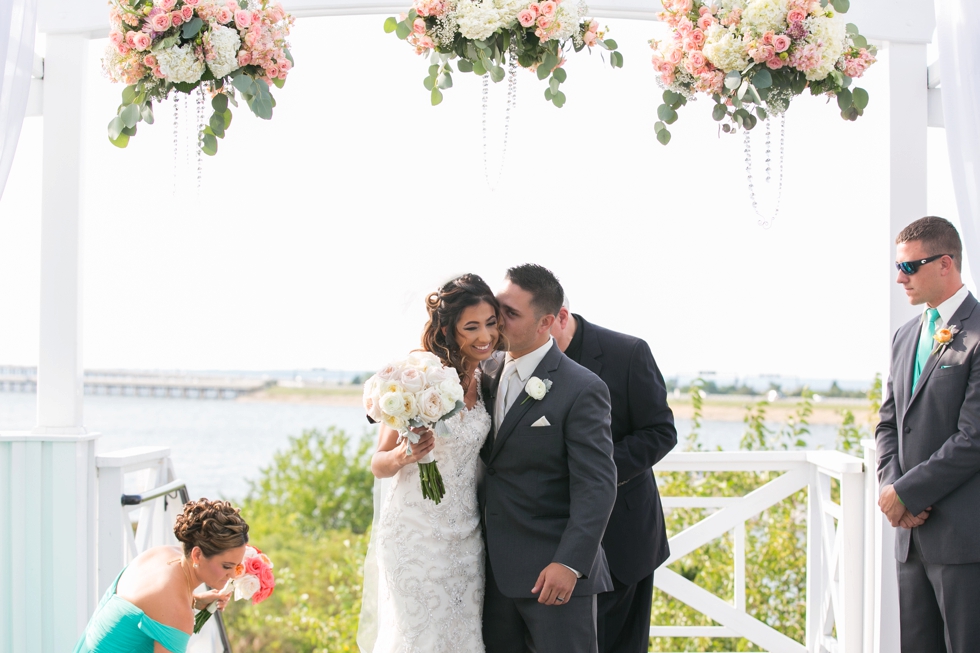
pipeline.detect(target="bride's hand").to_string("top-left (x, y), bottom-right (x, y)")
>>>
top-left (193, 588), bottom-right (232, 612)
top-left (397, 428), bottom-right (435, 466)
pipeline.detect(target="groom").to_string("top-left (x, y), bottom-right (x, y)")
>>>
top-left (479, 264), bottom-right (617, 653)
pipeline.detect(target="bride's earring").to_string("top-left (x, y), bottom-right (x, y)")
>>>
top-left (193, 563), bottom-right (199, 568)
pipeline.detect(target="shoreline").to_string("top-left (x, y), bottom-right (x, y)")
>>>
top-left (238, 388), bottom-right (877, 426)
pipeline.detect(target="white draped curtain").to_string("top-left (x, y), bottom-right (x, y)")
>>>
top-left (937, 1), bottom-right (980, 280)
top-left (0, 0), bottom-right (37, 200)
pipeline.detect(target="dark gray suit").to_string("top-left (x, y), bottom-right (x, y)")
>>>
top-left (479, 342), bottom-right (617, 653)
top-left (876, 291), bottom-right (980, 652)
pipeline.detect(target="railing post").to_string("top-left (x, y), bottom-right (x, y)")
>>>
top-left (864, 440), bottom-right (900, 653)
top-left (838, 468), bottom-right (866, 652)
top-left (96, 463), bottom-right (125, 598)
top-left (805, 464), bottom-right (825, 652)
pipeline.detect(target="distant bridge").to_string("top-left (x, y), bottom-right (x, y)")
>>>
top-left (0, 366), bottom-right (274, 399)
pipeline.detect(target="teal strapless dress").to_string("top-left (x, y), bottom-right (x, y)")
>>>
top-left (73, 568), bottom-right (191, 653)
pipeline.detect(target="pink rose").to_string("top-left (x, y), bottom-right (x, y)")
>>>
top-left (412, 17), bottom-right (425, 33)
top-left (688, 50), bottom-right (706, 68)
top-left (661, 69), bottom-right (676, 85)
top-left (279, 58), bottom-right (292, 71)
top-left (161, 0), bottom-right (177, 11)
top-left (251, 10), bottom-right (262, 24)
top-left (588, 19), bottom-right (598, 33)
top-left (237, 51), bottom-right (251, 66)
top-left (132, 32), bottom-right (152, 51)
top-left (787, 9), bottom-right (806, 23)
top-left (762, 31), bottom-right (774, 45)
top-left (766, 55), bottom-right (785, 70)
top-left (689, 28), bottom-right (705, 45)
top-left (216, 7), bottom-right (233, 23)
top-left (698, 5), bottom-right (712, 15)
top-left (184, 0), bottom-right (200, 5)
top-left (152, 67), bottom-right (166, 78)
top-left (676, 17), bottom-right (693, 35)
top-left (675, 0), bottom-right (693, 13)
top-left (583, 31), bottom-right (596, 45)
top-left (419, 35), bottom-right (434, 49)
top-left (143, 54), bottom-right (157, 66)
top-left (149, 12), bottom-right (172, 31)
top-left (110, 30), bottom-right (125, 46)
top-left (170, 12), bottom-right (183, 26)
top-left (539, 1), bottom-right (557, 17)
top-left (536, 15), bottom-right (552, 29)
top-left (235, 9), bottom-right (253, 29)
top-left (181, 5), bottom-right (194, 20)
top-left (697, 14), bottom-right (714, 30)
top-left (266, 64), bottom-right (279, 77)
top-left (518, 9), bottom-right (535, 27)
top-left (125, 30), bottom-right (136, 46)
top-left (667, 46), bottom-right (683, 64)
top-left (529, 3), bottom-right (540, 16)
top-left (773, 34), bottom-right (791, 52)
top-left (115, 42), bottom-right (130, 54)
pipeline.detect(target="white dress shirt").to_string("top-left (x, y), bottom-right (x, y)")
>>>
top-left (495, 337), bottom-right (555, 425)
top-left (920, 284), bottom-right (970, 340)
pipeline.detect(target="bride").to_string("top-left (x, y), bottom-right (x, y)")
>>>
top-left (358, 273), bottom-right (504, 653)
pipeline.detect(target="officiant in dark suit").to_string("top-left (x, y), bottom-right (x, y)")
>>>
top-left (877, 216), bottom-right (980, 652)
top-left (551, 297), bottom-right (677, 653)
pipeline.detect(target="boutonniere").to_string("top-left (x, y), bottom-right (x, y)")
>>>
top-left (932, 325), bottom-right (959, 355)
top-left (520, 377), bottom-right (553, 405)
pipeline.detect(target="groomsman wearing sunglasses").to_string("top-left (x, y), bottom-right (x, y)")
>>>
top-left (877, 216), bottom-right (980, 652)
top-left (551, 297), bottom-right (677, 653)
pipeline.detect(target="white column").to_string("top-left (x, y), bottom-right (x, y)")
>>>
top-left (34, 33), bottom-right (88, 436)
top-left (876, 41), bottom-right (929, 653)
top-left (0, 33), bottom-right (100, 653)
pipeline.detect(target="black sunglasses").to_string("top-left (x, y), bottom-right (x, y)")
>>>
top-left (895, 253), bottom-right (951, 275)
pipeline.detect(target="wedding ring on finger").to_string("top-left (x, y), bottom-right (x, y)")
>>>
top-left (555, 596), bottom-right (565, 603)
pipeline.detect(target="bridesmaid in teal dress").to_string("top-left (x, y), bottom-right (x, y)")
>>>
top-left (75, 499), bottom-right (250, 653)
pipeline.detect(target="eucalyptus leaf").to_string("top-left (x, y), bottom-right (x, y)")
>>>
top-left (603, 38), bottom-right (618, 50)
top-left (201, 132), bottom-right (218, 156)
top-left (174, 82), bottom-right (199, 94)
top-left (121, 85), bottom-right (137, 105)
top-left (654, 120), bottom-right (665, 133)
top-left (755, 106), bottom-right (768, 121)
top-left (408, 8), bottom-right (418, 20)
top-left (656, 128), bottom-right (671, 145)
top-left (458, 59), bottom-right (474, 73)
top-left (549, 77), bottom-right (560, 94)
top-left (846, 22), bottom-right (859, 35)
top-left (212, 93), bottom-right (229, 113)
top-left (552, 90), bottom-right (566, 108)
top-left (109, 131), bottom-right (130, 148)
top-left (395, 21), bottom-right (411, 39)
top-left (107, 116), bottom-right (125, 141)
top-left (271, 76), bottom-right (285, 89)
top-left (209, 113), bottom-right (226, 138)
top-left (852, 34), bottom-right (867, 49)
top-left (152, 35), bottom-right (179, 52)
top-left (231, 74), bottom-right (254, 95)
top-left (553, 67), bottom-right (567, 83)
top-left (489, 66), bottom-right (505, 83)
top-left (140, 103), bottom-right (155, 125)
top-left (747, 84), bottom-right (762, 105)
top-left (120, 104), bottom-right (141, 129)
top-left (423, 75), bottom-right (435, 90)
top-left (544, 87), bottom-right (554, 101)
top-left (831, 0), bottom-right (849, 12)
top-left (852, 86), bottom-right (869, 110)
top-left (431, 86), bottom-right (443, 106)
top-left (429, 64), bottom-right (440, 76)
top-left (384, 16), bottom-right (398, 33)
top-left (737, 79), bottom-right (748, 101)
top-left (181, 17), bottom-right (204, 39)
top-left (473, 60), bottom-right (486, 76)
top-left (663, 90), bottom-right (682, 105)
top-left (438, 73), bottom-right (453, 89)
top-left (752, 68), bottom-right (772, 89)
top-left (711, 104), bottom-right (727, 121)
top-left (611, 51), bottom-right (624, 68)
top-left (657, 104), bottom-right (678, 124)
top-left (837, 88), bottom-right (853, 110)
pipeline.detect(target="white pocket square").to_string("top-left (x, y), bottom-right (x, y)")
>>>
top-left (531, 416), bottom-right (551, 427)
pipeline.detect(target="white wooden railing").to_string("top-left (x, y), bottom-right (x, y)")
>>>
top-left (95, 446), bottom-right (228, 653)
top-left (651, 450), bottom-right (868, 653)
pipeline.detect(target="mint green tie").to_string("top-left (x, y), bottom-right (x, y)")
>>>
top-left (913, 308), bottom-right (941, 390)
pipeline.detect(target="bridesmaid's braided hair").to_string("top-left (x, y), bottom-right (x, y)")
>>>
top-left (173, 499), bottom-right (249, 558)
top-left (420, 273), bottom-right (506, 392)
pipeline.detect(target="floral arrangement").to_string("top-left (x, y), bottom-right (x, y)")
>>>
top-left (363, 351), bottom-right (466, 503)
top-left (384, 0), bottom-right (623, 108)
top-left (103, 0), bottom-right (294, 155)
top-left (194, 545), bottom-right (275, 633)
top-left (650, 0), bottom-right (876, 144)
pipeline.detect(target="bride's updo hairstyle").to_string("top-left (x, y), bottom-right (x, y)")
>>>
top-left (421, 273), bottom-right (506, 390)
top-left (173, 498), bottom-right (249, 558)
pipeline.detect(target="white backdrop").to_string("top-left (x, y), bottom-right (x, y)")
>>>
top-left (0, 0), bottom-right (37, 200)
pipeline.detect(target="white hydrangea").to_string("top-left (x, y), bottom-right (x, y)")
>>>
top-left (156, 44), bottom-right (205, 84)
top-left (804, 11), bottom-right (845, 80)
top-left (454, 0), bottom-right (523, 41)
top-left (702, 24), bottom-right (749, 72)
top-left (548, 1), bottom-right (584, 42)
top-left (206, 24), bottom-right (242, 79)
top-left (741, 0), bottom-right (790, 34)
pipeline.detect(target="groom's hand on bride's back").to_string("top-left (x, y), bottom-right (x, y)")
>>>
top-left (531, 562), bottom-right (577, 606)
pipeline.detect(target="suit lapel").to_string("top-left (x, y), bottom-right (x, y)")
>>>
top-left (489, 344), bottom-right (562, 463)
top-left (480, 355), bottom-right (504, 463)
top-left (577, 315), bottom-right (603, 377)
top-left (906, 294), bottom-right (978, 414)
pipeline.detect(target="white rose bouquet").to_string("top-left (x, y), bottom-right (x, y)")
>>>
top-left (363, 351), bottom-right (466, 503)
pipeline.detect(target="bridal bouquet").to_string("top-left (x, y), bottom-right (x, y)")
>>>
top-left (103, 0), bottom-right (294, 155)
top-left (384, 0), bottom-right (623, 107)
top-left (363, 352), bottom-right (466, 503)
top-left (650, 0), bottom-right (876, 144)
top-left (193, 545), bottom-right (275, 633)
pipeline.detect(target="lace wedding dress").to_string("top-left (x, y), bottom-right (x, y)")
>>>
top-left (358, 393), bottom-right (491, 653)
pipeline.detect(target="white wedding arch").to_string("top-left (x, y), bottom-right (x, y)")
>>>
top-left (2, 1), bottom-right (978, 652)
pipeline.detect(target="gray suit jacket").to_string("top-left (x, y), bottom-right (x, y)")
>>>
top-left (876, 292), bottom-right (980, 564)
top-left (479, 343), bottom-right (617, 598)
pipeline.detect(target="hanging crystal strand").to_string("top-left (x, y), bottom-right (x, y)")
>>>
top-left (196, 85), bottom-right (205, 191)
top-left (744, 113), bottom-right (786, 229)
top-left (173, 97), bottom-right (180, 196)
top-left (765, 117), bottom-right (771, 183)
top-left (482, 48), bottom-right (519, 190)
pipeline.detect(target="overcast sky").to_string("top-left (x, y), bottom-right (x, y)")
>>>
top-left (0, 15), bottom-right (967, 382)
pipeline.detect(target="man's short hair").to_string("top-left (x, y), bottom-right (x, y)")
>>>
top-left (505, 264), bottom-right (564, 318)
top-left (897, 216), bottom-right (963, 271)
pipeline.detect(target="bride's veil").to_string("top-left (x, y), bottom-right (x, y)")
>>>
top-left (356, 465), bottom-right (391, 653)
